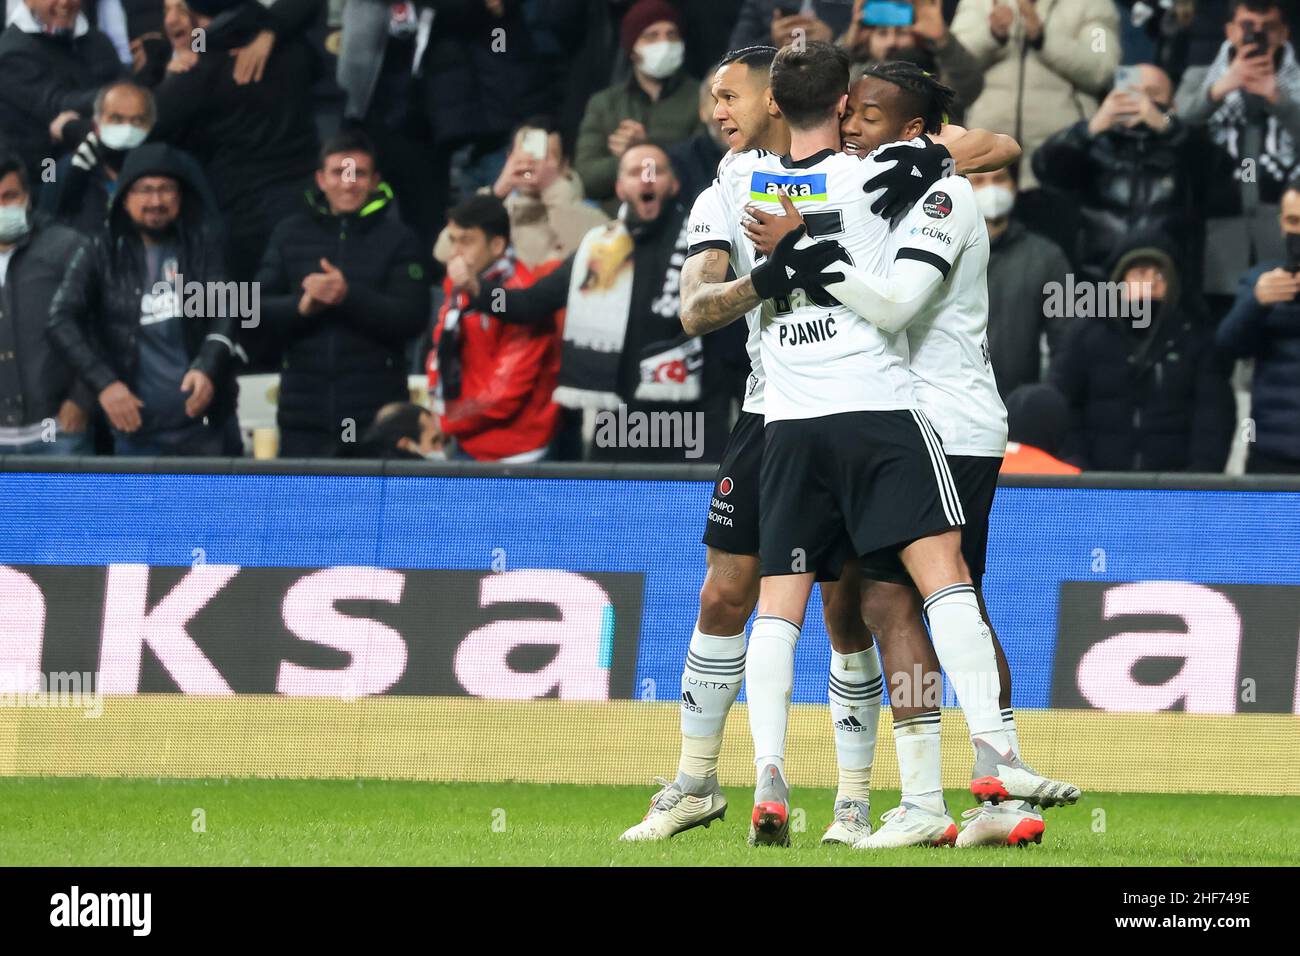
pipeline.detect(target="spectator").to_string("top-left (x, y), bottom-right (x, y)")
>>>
top-left (40, 79), bottom-right (153, 236)
top-left (427, 194), bottom-right (563, 463)
top-left (1175, 0), bottom-right (1300, 307)
top-left (343, 401), bottom-right (447, 460)
top-left (1000, 382), bottom-right (1080, 474)
top-left (951, 0), bottom-right (1120, 190)
top-left (1036, 63), bottom-right (1239, 289)
top-left (0, 150), bottom-right (93, 455)
top-left (433, 115), bottom-right (609, 270)
top-left (47, 142), bottom-right (243, 456)
top-left (447, 144), bottom-right (736, 463)
top-left (0, 0), bottom-right (125, 183)
top-left (255, 130), bottom-right (428, 459)
top-left (841, 0), bottom-right (985, 123)
top-left (1049, 232), bottom-right (1236, 472)
top-left (729, 0), bottom-right (851, 51)
top-left (575, 0), bottom-right (700, 212)
top-left (149, 0), bottom-right (319, 291)
top-left (968, 165), bottom-right (1071, 398)
top-left (668, 74), bottom-right (731, 204)
top-left (1215, 179), bottom-right (1300, 474)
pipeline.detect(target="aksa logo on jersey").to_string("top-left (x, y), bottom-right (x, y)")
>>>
top-left (749, 171), bottom-right (828, 203)
top-left (922, 191), bottom-right (952, 219)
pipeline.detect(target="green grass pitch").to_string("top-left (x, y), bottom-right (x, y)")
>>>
top-left (1, 778), bottom-right (1297, 866)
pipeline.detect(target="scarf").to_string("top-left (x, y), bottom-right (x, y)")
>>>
top-left (432, 252), bottom-right (515, 408)
top-left (552, 208), bottom-right (702, 410)
top-left (1203, 41), bottom-right (1300, 189)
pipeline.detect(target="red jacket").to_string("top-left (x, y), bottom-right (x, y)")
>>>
top-left (427, 258), bottom-right (562, 460)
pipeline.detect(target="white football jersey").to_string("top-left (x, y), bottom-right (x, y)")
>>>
top-left (710, 147), bottom-right (915, 423)
top-left (883, 174), bottom-right (1008, 457)
top-left (686, 161), bottom-right (766, 416)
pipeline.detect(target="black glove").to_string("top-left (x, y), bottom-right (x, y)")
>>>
top-left (865, 136), bottom-right (953, 221)
top-left (750, 225), bottom-right (852, 299)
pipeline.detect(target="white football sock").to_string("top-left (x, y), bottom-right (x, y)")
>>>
top-left (828, 647), bottom-right (882, 802)
top-left (893, 711), bottom-right (945, 814)
top-left (923, 584), bottom-right (1011, 755)
top-left (1002, 707), bottom-right (1019, 758)
top-left (676, 627), bottom-right (746, 785)
top-left (746, 615), bottom-right (800, 773)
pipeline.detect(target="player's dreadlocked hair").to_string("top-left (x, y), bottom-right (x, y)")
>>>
top-left (858, 61), bottom-right (956, 135)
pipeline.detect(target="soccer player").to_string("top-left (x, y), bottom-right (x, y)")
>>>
top-left (749, 61), bottom-right (1081, 847)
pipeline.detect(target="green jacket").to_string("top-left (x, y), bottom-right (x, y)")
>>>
top-left (575, 70), bottom-right (701, 211)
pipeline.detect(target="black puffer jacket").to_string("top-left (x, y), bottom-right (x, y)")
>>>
top-left (1033, 118), bottom-right (1239, 285)
top-left (46, 143), bottom-right (241, 425)
top-left (1048, 233), bottom-right (1236, 472)
top-left (254, 184), bottom-right (429, 435)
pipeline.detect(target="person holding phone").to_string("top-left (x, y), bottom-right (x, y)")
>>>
top-left (433, 117), bottom-right (608, 269)
top-left (1216, 178), bottom-right (1300, 475)
top-left (951, 0), bottom-right (1120, 191)
top-left (727, 1), bottom-right (850, 52)
top-left (1035, 63), bottom-right (1238, 291)
top-left (842, 0), bottom-right (986, 125)
top-left (1175, 0), bottom-right (1300, 309)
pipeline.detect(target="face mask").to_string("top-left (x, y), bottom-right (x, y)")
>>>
top-left (99, 124), bottom-right (149, 152)
top-left (0, 204), bottom-right (30, 243)
top-left (974, 184), bottom-right (1015, 222)
top-left (636, 40), bottom-right (685, 80)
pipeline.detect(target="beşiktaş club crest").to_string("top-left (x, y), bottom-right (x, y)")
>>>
top-left (922, 191), bottom-right (952, 219)
top-left (718, 476), bottom-right (734, 496)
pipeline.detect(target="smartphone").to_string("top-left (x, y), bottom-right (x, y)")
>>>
top-left (1113, 65), bottom-right (1141, 93)
top-left (519, 128), bottom-right (549, 161)
top-left (1241, 23), bottom-right (1267, 55)
top-left (862, 0), bottom-right (914, 27)
top-left (775, 4), bottom-right (804, 17)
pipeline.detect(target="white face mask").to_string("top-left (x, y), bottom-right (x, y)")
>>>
top-left (99, 124), bottom-right (149, 152)
top-left (974, 184), bottom-right (1015, 222)
top-left (636, 39), bottom-right (685, 80)
top-left (0, 204), bottom-right (30, 243)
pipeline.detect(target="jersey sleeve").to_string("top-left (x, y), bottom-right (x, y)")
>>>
top-left (686, 182), bottom-right (734, 258)
top-left (889, 179), bottom-right (980, 281)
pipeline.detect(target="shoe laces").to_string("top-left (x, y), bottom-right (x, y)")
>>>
top-left (878, 805), bottom-right (907, 826)
top-left (646, 776), bottom-right (683, 814)
top-left (834, 799), bottom-right (870, 824)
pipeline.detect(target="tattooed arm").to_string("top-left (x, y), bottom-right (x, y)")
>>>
top-left (680, 247), bottom-right (761, 337)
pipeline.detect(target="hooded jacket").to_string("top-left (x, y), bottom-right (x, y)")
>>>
top-left (46, 143), bottom-right (241, 426)
top-left (254, 182), bottom-right (429, 436)
top-left (1048, 232), bottom-right (1235, 472)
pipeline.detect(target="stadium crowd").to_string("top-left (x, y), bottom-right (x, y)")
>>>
top-left (0, 0), bottom-right (1298, 473)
